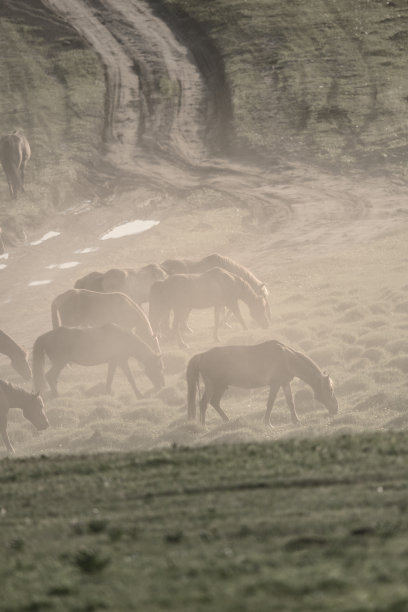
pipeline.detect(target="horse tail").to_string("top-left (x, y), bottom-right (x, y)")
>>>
top-left (32, 335), bottom-right (48, 394)
top-left (51, 295), bottom-right (61, 329)
top-left (186, 353), bottom-right (202, 420)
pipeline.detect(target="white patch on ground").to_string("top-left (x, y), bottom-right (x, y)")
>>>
top-left (30, 231), bottom-right (61, 246)
top-left (28, 280), bottom-right (52, 287)
top-left (0, 253), bottom-right (8, 260)
top-left (46, 262), bottom-right (80, 270)
top-left (99, 219), bottom-right (159, 240)
top-left (74, 247), bottom-right (99, 254)
top-left (0, 264), bottom-right (7, 270)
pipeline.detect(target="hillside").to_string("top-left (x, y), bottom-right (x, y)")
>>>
top-left (1, 0), bottom-right (408, 237)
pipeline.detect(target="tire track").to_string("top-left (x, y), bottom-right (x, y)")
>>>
top-left (40, 0), bottom-right (407, 260)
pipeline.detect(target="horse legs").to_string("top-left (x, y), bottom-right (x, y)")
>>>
top-left (0, 392), bottom-right (14, 454)
top-left (282, 383), bottom-right (301, 425)
top-left (173, 308), bottom-right (190, 349)
top-left (20, 162), bottom-right (25, 192)
top-left (199, 380), bottom-right (215, 426)
top-left (209, 385), bottom-right (229, 422)
top-left (106, 362), bottom-right (117, 394)
top-left (227, 300), bottom-right (247, 331)
top-left (118, 360), bottom-right (143, 399)
top-left (213, 306), bottom-right (222, 342)
top-left (45, 363), bottom-right (64, 397)
top-left (263, 380), bottom-right (281, 428)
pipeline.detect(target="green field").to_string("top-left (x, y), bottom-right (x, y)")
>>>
top-left (1, 433), bottom-right (408, 612)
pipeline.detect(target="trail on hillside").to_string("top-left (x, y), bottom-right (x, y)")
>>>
top-left (1, 0), bottom-right (408, 346)
top-left (39, 0), bottom-right (407, 250)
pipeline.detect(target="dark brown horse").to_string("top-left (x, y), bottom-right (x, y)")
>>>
top-left (0, 329), bottom-right (32, 381)
top-left (51, 288), bottom-right (160, 353)
top-left (0, 379), bottom-right (48, 454)
top-left (149, 267), bottom-right (269, 348)
top-left (74, 264), bottom-right (168, 305)
top-left (187, 340), bottom-right (338, 426)
top-left (32, 324), bottom-right (165, 398)
top-left (0, 131), bottom-right (31, 199)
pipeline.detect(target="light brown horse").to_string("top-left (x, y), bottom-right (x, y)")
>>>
top-left (51, 288), bottom-right (159, 353)
top-left (74, 264), bottom-right (168, 305)
top-left (186, 340), bottom-right (338, 426)
top-left (32, 324), bottom-right (165, 398)
top-left (0, 131), bottom-right (31, 199)
top-left (0, 379), bottom-right (48, 454)
top-left (0, 329), bottom-right (32, 381)
top-left (149, 267), bottom-right (269, 348)
top-left (161, 253), bottom-right (269, 298)
top-left (161, 253), bottom-right (272, 325)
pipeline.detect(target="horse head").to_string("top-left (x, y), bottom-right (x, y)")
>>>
top-left (23, 392), bottom-right (49, 430)
top-left (314, 374), bottom-right (338, 416)
top-left (250, 296), bottom-right (269, 329)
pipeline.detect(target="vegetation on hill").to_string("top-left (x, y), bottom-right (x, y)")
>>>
top-left (152, 0), bottom-right (408, 173)
top-left (2, 433), bottom-right (408, 611)
top-left (1, 0), bottom-right (408, 236)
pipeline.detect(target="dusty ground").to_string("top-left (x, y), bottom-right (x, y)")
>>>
top-left (1, 0), bottom-right (408, 455)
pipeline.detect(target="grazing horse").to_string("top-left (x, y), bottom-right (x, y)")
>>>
top-left (186, 340), bottom-right (338, 426)
top-left (32, 324), bottom-right (165, 398)
top-left (51, 288), bottom-right (160, 353)
top-left (0, 379), bottom-right (48, 454)
top-left (0, 131), bottom-right (31, 199)
top-left (74, 264), bottom-right (168, 305)
top-left (149, 267), bottom-right (269, 348)
top-left (0, 329), bottom-right (32, 381)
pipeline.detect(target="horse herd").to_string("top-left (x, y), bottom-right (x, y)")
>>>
top-left (0, 251), bottom-right (339, 455)
top-left (0, 131), bottom-right (338, 453)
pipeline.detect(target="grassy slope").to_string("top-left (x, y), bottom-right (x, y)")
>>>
top-left (1, 0), bottom-right (408, 234)
top-left (153, 0), bottom-right (408, 171)
top-left (1, 433), bottom-right (408, 612)
top-left (0, 1), bottom-right (104, 235)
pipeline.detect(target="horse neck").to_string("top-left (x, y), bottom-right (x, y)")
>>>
top-left (288, 350), bottom-right (323, 393)
top-left (129, 334), bottom-right (154, 363)
top-left (0, 380), bottom-right (30, 408)
top-left (234, 276), bottom-right (258, 306)
top-left (0, 331), bottom-right (23, 360)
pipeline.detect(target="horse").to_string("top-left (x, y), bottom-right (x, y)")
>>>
top-left (0, 329), bottom-right (32, 381)
top-left (74, 264), bottom-right (168, 305)
top-left (32, 324), bottom-right (165, 398)
top-left (51, 288), bottom-right (160, 353)
top-left (186, 340), bottom-right (338, 426)
top-left (161, 253), bottom-right (272, 324)
top-left (0, 131), bottom-right (31, 199)
top-left (149, 267), bottom-right (269, 348)
top-left (0, 379), bottom-right (48, 454)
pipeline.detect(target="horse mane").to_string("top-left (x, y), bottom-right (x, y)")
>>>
top-left (283, 344), bottom-right (327, 392)
top-left (202, 254), bottom-right (267, 294)
top-left (229, 271), bottom-right (261, 305)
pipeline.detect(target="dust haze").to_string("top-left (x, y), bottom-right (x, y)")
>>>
top-left (1, 0), bottom-right (407, 457)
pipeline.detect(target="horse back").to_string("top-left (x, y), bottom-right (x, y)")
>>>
top-left (74, 271), bottom-right (105, 291)
top-left (199, 341), bottom-right (291, 388)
